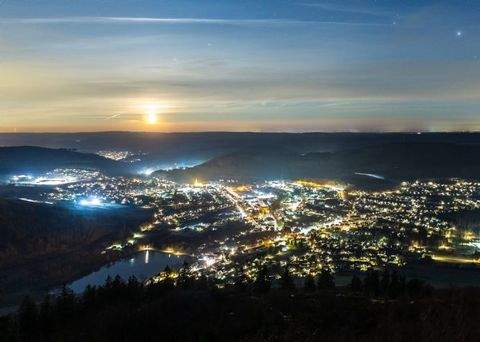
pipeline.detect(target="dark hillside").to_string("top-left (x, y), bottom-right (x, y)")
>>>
top-left (0, 198), bottom-right (151, 303)
top-left (0, 146), bottom-right (129, 177)
top-left (162, 143), bottom-right (480, 184)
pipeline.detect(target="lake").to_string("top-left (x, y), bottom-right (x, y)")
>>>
top-left (68, 251), bottom-right (188, 293)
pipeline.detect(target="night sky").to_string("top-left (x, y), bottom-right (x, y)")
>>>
top-left (0, 0), bottom-right (479, 132)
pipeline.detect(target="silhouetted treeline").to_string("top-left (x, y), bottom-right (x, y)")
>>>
top-left (3, 265), bottom-right (476, 342)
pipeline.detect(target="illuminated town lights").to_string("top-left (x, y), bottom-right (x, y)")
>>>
top-left (201, 255), bottom-right (217, 268)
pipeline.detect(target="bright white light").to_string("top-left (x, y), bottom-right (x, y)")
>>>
top-left (135, 101), bottom-right (173, 125)
top-left (32, 176), bottom-right (78, 185)
top-left (144, 103), bottom-right (163, 125)
top-left (140, 168), bottom-right (156, 176)
top-left (10, 174), bottom-right (33, 182)
top-left (201, 255), bottom-right (217, 267)
top-left (79, 197), bottom-right (102, 206)
top-left (147, 112), bottom-right (157, 124)
top-left (11, 174), bottom-right (78, 185)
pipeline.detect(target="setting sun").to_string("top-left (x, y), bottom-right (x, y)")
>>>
top-left (145, 103), bottom-right (159, 125)
top-left (137, 102), bottom-right (173, 125)
top-left (146, 112), bottom-right (158, 125)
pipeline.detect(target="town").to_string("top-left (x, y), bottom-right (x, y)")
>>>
top-left (8, 168), bottom-right (480, 287)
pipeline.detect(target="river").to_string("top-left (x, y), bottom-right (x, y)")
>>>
top-left (68, 251), bottom-right (188, 293)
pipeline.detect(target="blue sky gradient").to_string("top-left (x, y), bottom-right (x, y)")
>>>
top-left (0, 0), bottom-right (479, 132)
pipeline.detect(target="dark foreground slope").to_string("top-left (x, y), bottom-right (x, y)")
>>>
top-left (163, 143), bottom-right (480, 184)
top-left (0, 146), bottom-right (129, 177)
top-left (0, 273), bottom-right (477, 342)
top-left (0, 199), bottom-right (151, 304)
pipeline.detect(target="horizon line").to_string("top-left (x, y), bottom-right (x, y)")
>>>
top-left (1, 130), bottom-right (480, 135)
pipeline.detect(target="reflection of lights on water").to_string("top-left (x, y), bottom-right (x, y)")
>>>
top-left (139, 244), bottom-right (153, 252)
top-left (162, 247), bottom-right (185, 256)
top-left (145, 250), bottom-right (150, 264)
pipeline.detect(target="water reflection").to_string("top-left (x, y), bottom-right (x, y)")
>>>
top-left (69, 251), bottom-right (186, 293)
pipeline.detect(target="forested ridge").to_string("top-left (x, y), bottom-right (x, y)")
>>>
top-left (0, 146), bottom-right (127, 177)
top-left (1, 265), bottom-right (476, 342)
top-left (0, 198), bottom-right (151, 303)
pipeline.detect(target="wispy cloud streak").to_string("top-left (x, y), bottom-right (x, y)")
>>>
top-left (0, 16), bottom-right (389, 27)
top-left (298, 2), bottom-right (395, 18)
top-left (105, 113), bottom-right (121, 120)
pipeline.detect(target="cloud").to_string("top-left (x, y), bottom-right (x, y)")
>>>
top-left (2, 58), bottom-right (480, 106)
top-left (0, 16), bottom-right (388, 27)
top-left (105, 113), bottom-right (121, 120)
top-left (298, 1), bottom-right (395, 19)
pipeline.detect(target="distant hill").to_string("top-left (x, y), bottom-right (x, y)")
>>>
top-left (160, 142), bottom-right (480, 184)
top-left (0, 146), bottom-right (130, 177)
top-left (3, 132), bottom-right (480, 171)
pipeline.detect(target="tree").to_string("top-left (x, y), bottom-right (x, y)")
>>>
top-left (317, 269), bottom-right (335, 290)
top-left (177, 262), bottom-right (194, 289)
top-left (254, 265), bottom-right (271, 293)
top-left (164, 265), bottom-right (172, 276)
top-left (350, 275), bottom-right (362, 293)
top-left (82, 285), bottom-right (97, 309)
top-left (55, 286), bottom-right (76, 322)
top-left (388, 270), bottom-right (402, 298)
top-left (380, 269), bottom-right (390, 296)
top-left (195, 274), bottom-right (212, 290)
top-left (233, 270), bottom-right (249, 292)
top-left (363, 270), bottom-right (380, 297)
top-left (127, 275), bottom-right (141, 290)
top-left (160, 266), bottom-right (175, 290)
top-left (279, 266), bottom-right (295, 291)
top-left (18, 295), bottom-right (38, 339)
top-left (39, 294), bottom-right (54, 339)
top-left (406, 278), bottom-right (432, 298)
top-left (304, 274), bottom-right (316, 292)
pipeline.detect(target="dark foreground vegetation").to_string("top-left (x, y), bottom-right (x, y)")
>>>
top-left (2, 266), bottom-right (477, 342)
